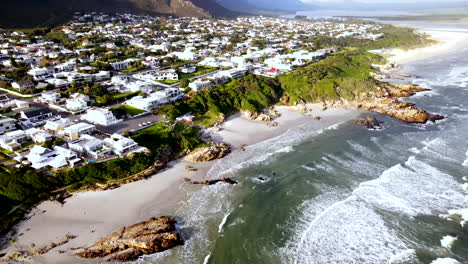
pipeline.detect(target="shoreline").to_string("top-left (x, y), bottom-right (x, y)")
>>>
top-left (385, 24), bottom-right (468, 64)
top-left (2, 23), bottom-right (467, 264)
top-left (0, 105), bottom-right (360, 263)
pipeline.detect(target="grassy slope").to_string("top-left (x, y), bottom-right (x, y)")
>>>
top-left (278, 51), bottom-right (384, 104)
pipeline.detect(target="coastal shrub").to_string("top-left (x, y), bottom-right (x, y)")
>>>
top-left (56, 152), bottom-right (154, 190)
top-left (278, 51), bottom-right (382, 104)
top-left (315, 25), bottom-right (435, 51)
top-left (132, 122), bottom-right (205, 154)
top-left (158, 74), bottom-right (282, 127)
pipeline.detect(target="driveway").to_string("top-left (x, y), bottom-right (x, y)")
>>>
top-left (97, 113), bottom-right (164, 134)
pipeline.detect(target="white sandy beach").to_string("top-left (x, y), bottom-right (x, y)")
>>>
top-left (0, 105), bottom-right (359, 263)
top-left (387, 25), bottom-right (468, 64)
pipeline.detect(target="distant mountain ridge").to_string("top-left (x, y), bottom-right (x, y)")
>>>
top-left (0, 0), bottom-right (238, 28)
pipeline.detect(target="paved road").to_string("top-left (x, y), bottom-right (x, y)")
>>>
top-left (97, 113), bottom-right (163, 134)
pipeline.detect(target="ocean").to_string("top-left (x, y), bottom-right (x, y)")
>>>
top-left (138, 22), bottom-right (468, 264)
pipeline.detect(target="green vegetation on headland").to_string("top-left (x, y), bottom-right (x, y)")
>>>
top-left (278, 51), bottom-right (384, 104)
top-left (314, 25), bottom-right (436, 50)
top-left (0, 122), bottom-right (205, 234)
top-left (158, 74), bottom-right (282, 127)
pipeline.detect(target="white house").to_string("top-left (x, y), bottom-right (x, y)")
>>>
top-left (0, 130), bottom-right (28, 151)
top-left (62, 122), bottom-right (96, 140)
top-left (125, 96), bottom-right (158, 112)
top-left (124, 81), bottom-right (157, 94)
top-left (81, 108), bottom-right (120, 126)
top-left (25, 145), bottom-right (81, 169)
top-left (125, 88), bottom-right (182, 111)
top-left (44, 118), bottom-right (74, 134)
top-left (180, 65), bottom-right (196, 74)
top-left (104, 134), bottom-right (140, 156)
top-left (110, 59), bottom-right (135, 71)
top-left (93, 71), bottom-right (111, 81)
top-left (25, 128), bottom-right (53, 143)
top-left (0, 117), bottom-right (17, 135)
top-left (40, 91), bottom-right (61, 104)
top-left (135, 69), bottom-right (178, 82)
top-left (264, 57), bottom-right (293, 71)
top-left (189, 80), bottom-right (214, 92)
top-left (68, 135), bottom-right (111, 159)
top-left (111, 75), bottom-right (131, 85)
top-left (65, 99), bottom-right (88, 112)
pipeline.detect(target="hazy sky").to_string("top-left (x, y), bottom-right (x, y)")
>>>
top-left (301, 0), bottom-right (466, 3)
top-left (246, 0), bottom-right (467, 10)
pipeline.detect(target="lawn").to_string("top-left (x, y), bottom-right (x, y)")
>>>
top-left (110, 104), bottom-right (146, 119)
top-left (179, 66), bottom-right (217, 80)
top-left (123, 105), bottom-right (146, 116)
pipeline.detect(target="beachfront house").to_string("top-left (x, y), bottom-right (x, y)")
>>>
top-left (68, 135), bottom-right (112, 159)
top-left (103, 134), bottom-right (140, 157)
top-left (189, 80), bottom-right (214, 92)
top-left (25, 145), bottom-right (81, 169)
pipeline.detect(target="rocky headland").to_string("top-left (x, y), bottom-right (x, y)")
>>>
top-left (74, 217), bottom-right (183, 262)
top-left (322, 75), bottom-right (444, 124)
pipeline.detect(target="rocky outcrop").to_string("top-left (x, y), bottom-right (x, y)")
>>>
top-left (268, 107), bottom-right (281, 118)
top-left (350, 97), bottom-right (444, 124)
top-left (382, 82), bottom-right (430, 98)
top-left (256, 113), bottom-right (272, 122)
top-left (183, 177), bottom-right (238, 185)
top-left (243, 111), bottom-right (274, 122)
top-left (2, 235), bottom-right (77, 262)
top-left (354, 116), bottom-right (384, 129)
top-left (328, 81), bottom-right (445, 124)
top-left (184, 165), bottom-right (198, 172)
top-left (74, 217), bottom-right (183, 262)
top-left (185, 142), bottom-right (231, 162)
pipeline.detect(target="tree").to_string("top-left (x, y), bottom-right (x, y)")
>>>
top-left (180, 79), bottom-right (190, 88)
top-left (38, 57), bottom-right (50, 68)
top-left (9, 57), bottom-right (18, 68)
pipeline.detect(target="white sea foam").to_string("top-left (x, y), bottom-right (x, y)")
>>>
top-left (218, 213), bottom-right (230, 233)
top-left (284, 196), bottom-right (408, 264)
top-left (389, 249), bottom-right (419, 264)
top-left (408, 147), bottom-right (421, 154)
top-left (203, 254), bottom-right (211, 264)
top-left (431, 258), bottom-right (461, 264)
top-left (282, 155), bottom-right (465, 264)
top-left (301, 165), bottom-right (316, 172)
top-left (447, 208), bottom-right (468, 227)
top-left (441, 235), bottom-right (457, 249)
